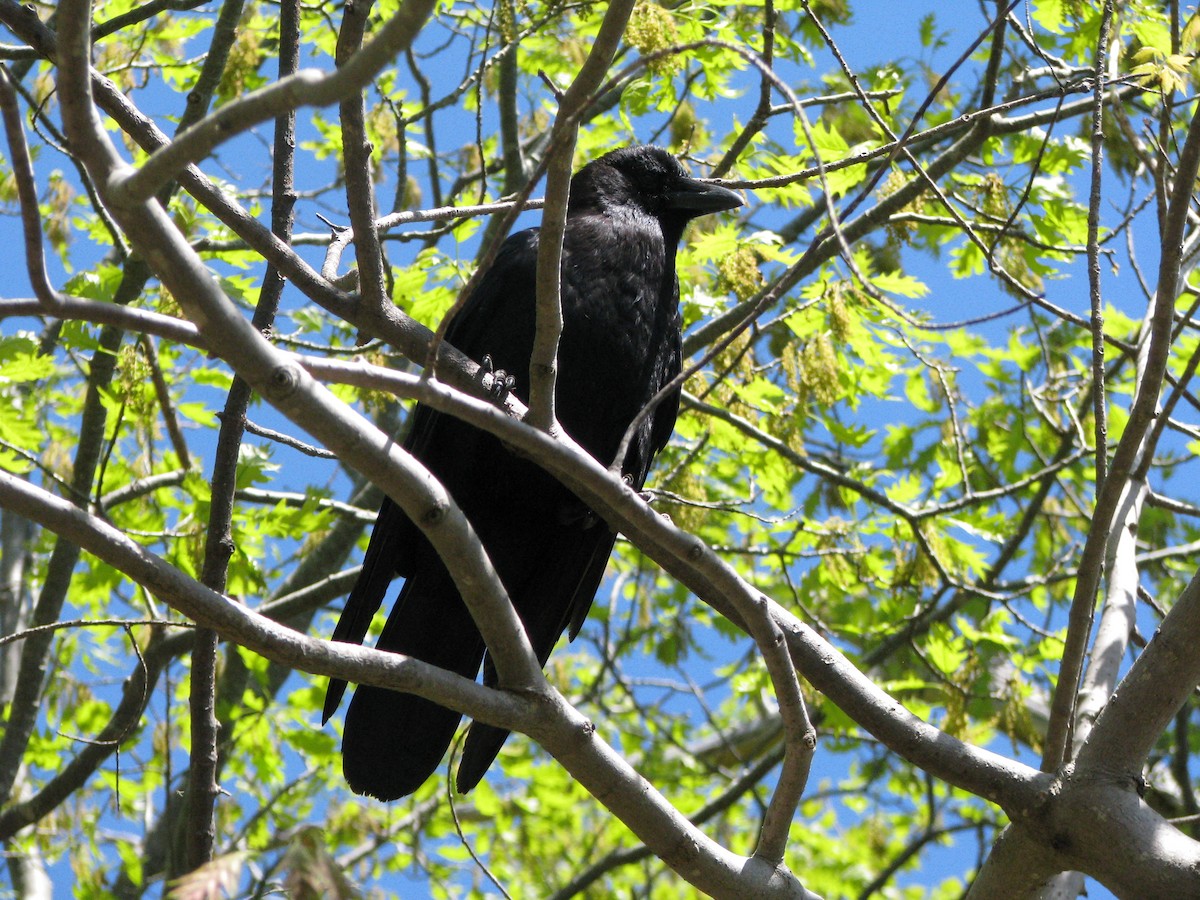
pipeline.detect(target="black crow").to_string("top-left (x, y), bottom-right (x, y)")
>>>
top-left (323, 145), bottom-right (742, 800)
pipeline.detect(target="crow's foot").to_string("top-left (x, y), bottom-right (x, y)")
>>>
top-left (479, 355), bottom-right (517, 402)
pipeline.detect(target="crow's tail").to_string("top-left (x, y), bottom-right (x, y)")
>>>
top-left (341, 566), bottom-right (485, 801)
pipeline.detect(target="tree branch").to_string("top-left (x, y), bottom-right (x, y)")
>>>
top-left (525, 0), bottom-right (635, 430)
top-left (109, 0), bottom-right (438, 205)
top-left (1042, 97), bottom-right (1200, 773)
top-left (0, 469), bottom-right (816, 899)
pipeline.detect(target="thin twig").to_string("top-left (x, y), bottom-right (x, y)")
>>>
top-left (1086, 1), bottom-right (1115, 494)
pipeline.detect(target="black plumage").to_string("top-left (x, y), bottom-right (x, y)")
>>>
top-left (323, 145), bottom-right (742, 800)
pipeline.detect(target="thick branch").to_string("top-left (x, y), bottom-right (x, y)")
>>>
top-left (1078, 567), bottom-right (1200, 772)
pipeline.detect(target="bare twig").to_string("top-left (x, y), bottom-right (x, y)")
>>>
top-left (110, 0), bottom-right (439, 205)
top-left (180, 0), bottom-right (253, 871)
top-left (1086, 1), bottom-right (1115, 494)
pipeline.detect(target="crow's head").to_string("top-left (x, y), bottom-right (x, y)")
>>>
top-left (570, 145), bottom-right (743, 241)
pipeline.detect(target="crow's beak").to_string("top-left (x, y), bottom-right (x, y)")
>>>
top-left (668, 177), bottom-right (744, 214)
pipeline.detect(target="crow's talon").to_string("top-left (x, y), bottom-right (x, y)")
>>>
top-left (619, 474), bottom-right (653, 503)
top-left (479, 355), bottom-right (517, 402)
top-left (619, 475), bottom-right (656, 503)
